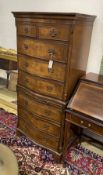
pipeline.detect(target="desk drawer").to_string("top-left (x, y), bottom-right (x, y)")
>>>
top-left (18, 89), bottom-right (63, 124)
top-left (18, 71), bottom-right (64, 99)
top-left (17, 22), bottom-right (36, 37)
top-left (68, 114), bottom-right (103, 136)
top-left (18, 116), bottom-right (59, 151)
top-left (18, 37), bottom-right (68, 63)
top-left (18, 55), bottom-right (66, 82)
top-left (0, 59), bottom-right (17, 70)
top-left (38, 24), bottom-right (71, 41)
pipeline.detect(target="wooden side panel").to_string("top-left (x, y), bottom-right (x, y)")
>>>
top-left (64, 22), bottom-right (94, 100)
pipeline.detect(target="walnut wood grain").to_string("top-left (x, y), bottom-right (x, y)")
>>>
top-left (13, 12), bottom-right (96, 161)
top-left (18, 54), bottom-right (66, 82)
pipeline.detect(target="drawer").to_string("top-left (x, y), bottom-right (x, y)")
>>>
top-left (17, 22), bottom-right (36, 37)
top-left (18, 54), bottom-right (66, 82)
top-left (68, 114), bottom-right (103, 136)
top-left (18, 37), bottom-right (68, 63)
top-left (18, 89), bottom-right (64, 124)
top-left (18, 71), bottom-right (64, 99)
top-left (18, 108), bottom-right (61, 137)
top-left (18, 116), bottom-right (59, 151)
top-left (38, 24), bottom-right (71, 41)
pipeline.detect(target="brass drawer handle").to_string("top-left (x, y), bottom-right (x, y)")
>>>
top-left (88, 123), bottom-right (91, 127)
top-left (25, 78), bottom-right (29, 83)
top-left (48, 49), bottom-right (56, 72)
top-left (80, 120), bottom-right (84, 124)
top-left (25, 62), bottom-right (29, 67)
top-left (47, 86), bottom-right (53, 92)
top-left (43, 124), bottom-right (49, 129)
top-left (48, 49), bottom-right (56, 59)
top-left (24, 44), bottom-right (28, 50)
top-left (24, 27), bottom-right (29, 33)
top-left (44, 109), bottom-right (51, 116)
top-left (24, 101), bottom-right (28, 106)
top-left (49, 28), bottom-right (58, 37)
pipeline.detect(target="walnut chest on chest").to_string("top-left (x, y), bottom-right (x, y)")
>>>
top-left (13, 12), bottom-right (96, 160)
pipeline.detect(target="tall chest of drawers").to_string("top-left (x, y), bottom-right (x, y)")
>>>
top-left (13, 12), bottom-right (95, 160)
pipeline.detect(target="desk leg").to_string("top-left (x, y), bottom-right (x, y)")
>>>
top-left (63, 120), bottom-right (71, 155)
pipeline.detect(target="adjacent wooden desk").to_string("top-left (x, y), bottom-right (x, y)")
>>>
top-left (0, 53), bottom-right (17, 88)
top-left (63, 73), bottom-right (103, 154)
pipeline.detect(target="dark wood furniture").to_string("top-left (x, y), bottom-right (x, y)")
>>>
top-left (63, 73), bottom-right (103, 154)
top-left (0, 54), bottom-right (17, 88)
top-left (13, 12), bottom-right (95, 161)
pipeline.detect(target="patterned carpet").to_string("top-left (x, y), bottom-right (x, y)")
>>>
top-left (0, 108), bottom-right (103, 175)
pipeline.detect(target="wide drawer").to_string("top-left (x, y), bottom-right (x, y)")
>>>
top-left (18, 37), bottom-right (68, 63)
top-left (18, 108), bottom-right (60, 137)
top-left (18, 71), bottom-right (64, 99)
top-left (17, 22), bottom-right (36, 37)
top-left (18, 116), bottom-right (59, 151)
top-left (18, 54), bottom-right (66, 82)
top-left (18, 89), bottom-right (64, 124)
top-left (68, 114), bottom-right (103, 136)
top-left (38, 24), bottom-right (71, 41)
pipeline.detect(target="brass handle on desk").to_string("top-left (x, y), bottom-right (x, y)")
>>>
top-left (80, 120), bottom-right (84, 124)
top-left (49, 28), bottom-right (58, 37)
top-left (88, 123), bottom-right (91, 127)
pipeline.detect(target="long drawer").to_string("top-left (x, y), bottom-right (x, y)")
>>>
top-left (18, 54), bottom-right (66, 82)
top-left (68, 114), bottom-right (103, 136)
top-left (18, 115), bottom-right (59, 151)
top-left (18, 70), bottom-right (64, 99)
top-left (18, 108), bottom-right (61, 137)
top-left (18, 37), bottom-right (68, 63)
top-left (18, 87), bottom-right (64, 124)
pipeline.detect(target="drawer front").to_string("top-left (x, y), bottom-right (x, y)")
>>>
top-left (18, 90), bottom-right (63, 124)
top-left (18, 108), bottom-right (60, 137)
top-left (38, 24), bottom-right (71, 41)
top-left (69, 114), bottom-right (103, 136)
top-left (18, 55), bottom-right (66, 82)
top-left (18, 116), bottom-right (59, 151)
top-left (17, 22), bottom-right (36, 37)
top-left (18, 71), bottom-right (64, 99)
top-left (18, 37), bottom-right (68, 63)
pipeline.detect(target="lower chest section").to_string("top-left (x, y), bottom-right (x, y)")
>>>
top-left (17, 86), bottom-right (66, 152)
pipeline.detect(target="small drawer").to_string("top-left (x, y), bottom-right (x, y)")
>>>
top-left (18, 37), bottom-right (68, 63)
top-left (18, 54), bottom-right (66, 82)
top-left (18, 71), bottom-right (64, 100)
top-left (38, 24), bottom-right (71, 41)
top-left (68, 114), bottom-right (103, 136)
top-left (17, 22), bottom-right (36, 37)
top-left (18, 89), bottom-right (63, 124)
top-left (18, 108), bottom-right (61, 137)
top-left (18, 116), bottom-right (59, 151)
